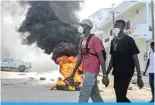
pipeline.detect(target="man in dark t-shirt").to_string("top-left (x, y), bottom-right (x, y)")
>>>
top-left (107, 20), bottom-right (144, 102)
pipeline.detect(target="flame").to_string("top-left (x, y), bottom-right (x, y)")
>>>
top-left (50, 56), bottom-right (83, 91)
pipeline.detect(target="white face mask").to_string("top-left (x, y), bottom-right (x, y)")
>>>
top-left (78, 26), bottom-right (83, 34)
top-left (114, 28), bottom-right (120, 36)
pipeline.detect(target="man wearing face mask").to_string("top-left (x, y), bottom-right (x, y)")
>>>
top-left (107, 20), bottom-right (144, 102)
top-left (64, 19), bottom-right (109, 102)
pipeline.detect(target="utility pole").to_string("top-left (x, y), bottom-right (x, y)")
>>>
top-left (112, 12), bottom-right (115, 28)
top-left (151, 0), bottom-right (154, 40)
top-left (112, 3), bottom-right (115, 28)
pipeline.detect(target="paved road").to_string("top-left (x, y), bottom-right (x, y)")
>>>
top-left (1, 79), bottom-right (79, 102)
top-left (1, 71), bottom-right (79, 102)
top-left (1, 71), bottom-right (151, 102)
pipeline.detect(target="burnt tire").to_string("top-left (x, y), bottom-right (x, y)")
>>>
top-left (18, 65), bottom-right (26, 72)
top-left (56, 85), bottom-right (67, 90)
top-left (75, 86), bottom-right (81, 91)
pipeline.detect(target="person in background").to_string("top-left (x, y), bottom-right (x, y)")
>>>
top-left (143, 42), bottom-right (154, 102)
top-left (107, 20), bottom-right (144, 102)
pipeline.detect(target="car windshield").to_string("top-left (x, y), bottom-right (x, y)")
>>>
top-left (3, 58), bottom-right (11, 62)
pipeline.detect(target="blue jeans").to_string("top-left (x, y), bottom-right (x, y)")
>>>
top-left (79, 72), bottom-right (103, 102)
top-left (149, 73), bottom-right (154, 101)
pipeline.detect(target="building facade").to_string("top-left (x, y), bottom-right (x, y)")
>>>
top-left (89, 1), bottom-right (153, 70)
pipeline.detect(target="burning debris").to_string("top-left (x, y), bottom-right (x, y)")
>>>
top-left (50, 56), bottom-right (83, 91)
top-left (17, 1), bottom-right (83, 91)
top-left (52, 42), bottom-right (79, 63)
top-left (50, 43), bottom-right (83, 91)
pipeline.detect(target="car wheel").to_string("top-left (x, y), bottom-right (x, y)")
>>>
top-left (18, 65), bottom-right (26, 72)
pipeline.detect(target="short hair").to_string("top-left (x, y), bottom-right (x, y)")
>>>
top-left (150, 42), bottom-right (154, 46)
top-left (116, 20), bottom-right (126, 27)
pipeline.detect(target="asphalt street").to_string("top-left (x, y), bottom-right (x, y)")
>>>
top-left (1, 71), bottom-right (152, 102)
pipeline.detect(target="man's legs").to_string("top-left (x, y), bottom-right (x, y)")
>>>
top-left (114, 74), bottom-right (132, 102)
top-left (79, 72), bottom-right (103, 102)
top-left (149, 73), bottom-right (154, 102)
top-left (90, 80), bottom-right (103, 102)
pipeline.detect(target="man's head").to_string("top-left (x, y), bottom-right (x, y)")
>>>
top-left (79, 19), bottom-right (93, 35)
top-left (150, 42), bottom-right (154, 51)
top-left (114, 20), bottom-right (126, 36)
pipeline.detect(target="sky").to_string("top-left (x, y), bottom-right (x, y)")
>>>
top-left (77, 0), bottom-right (124, 20)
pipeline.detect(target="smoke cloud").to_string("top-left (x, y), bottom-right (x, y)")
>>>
top-left (1, 1), bottom-right (82, 72)
top-left (18, 1), bottom-right (82, 55)
top-left (1, 1), bottom-right (58, 72)
top-left (52, 42), bottom-right (79, 63)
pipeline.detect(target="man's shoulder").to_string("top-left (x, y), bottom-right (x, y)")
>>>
top-left (91, 35), bottom-right (101, 41)
top-left (124, 34), bottom-right (134, 41)
top-left (111, 35), bottom-right (134, 42)
top-left (111, 37), bottom-right (116, 41)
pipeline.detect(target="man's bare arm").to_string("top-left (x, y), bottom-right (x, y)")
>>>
top-left (97, 51), bottom-right (109, 87)
top-left (107, 56), bottom-right (113, 75)
top-left (143, 59), bottom-right (150, 75)
top-left (133, 54), bottom-right (141, 76)
top-left (70, 53), bottom-right (83, 77)
top-left (97, 52), bottom-right (107, 75)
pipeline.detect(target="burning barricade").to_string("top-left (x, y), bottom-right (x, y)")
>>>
top-left (50, 43), bottom-right (83, 91)
top-left (16, 1), bottom-right (83, 91)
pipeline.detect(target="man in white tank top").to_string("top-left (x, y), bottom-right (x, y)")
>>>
top-left (143, 42), bottom-right (154, 102)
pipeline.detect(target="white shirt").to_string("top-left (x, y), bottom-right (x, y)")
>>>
top-left (148, 50), bottom-right (155, 73)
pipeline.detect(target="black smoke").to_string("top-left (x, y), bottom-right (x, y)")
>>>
top-left (17, 1), bottom-right (82, 56)
top-left (52, 42), bottom-right (79, 63)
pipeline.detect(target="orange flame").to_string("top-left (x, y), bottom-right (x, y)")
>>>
top-left (50, 56), bottom-right (83, 91)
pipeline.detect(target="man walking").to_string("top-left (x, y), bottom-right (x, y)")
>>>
top-left (107, 20), bottom-right (144, 102)
top-left (143, 42), bottom-right (154, 102)
top-left (65, 19), bottom-right (109, 102)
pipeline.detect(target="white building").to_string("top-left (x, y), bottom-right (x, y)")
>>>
top-left (89, 8), bottom-right (113, 40)
top-left (89, 0), bottom-right (153, 70)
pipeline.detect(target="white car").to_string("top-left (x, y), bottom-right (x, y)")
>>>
top-left (1, 57), bottom-right (31, 72)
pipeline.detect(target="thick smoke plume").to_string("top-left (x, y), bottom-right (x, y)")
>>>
top-left (1, 1), bottom-right (59, 72)
top-left (18, 1), bottom-right (82, 56)
top-left (52, 43), bottom-right (79, 63)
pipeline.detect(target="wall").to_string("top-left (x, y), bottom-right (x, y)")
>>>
top-left (102, 2), bottom-right (151, 71)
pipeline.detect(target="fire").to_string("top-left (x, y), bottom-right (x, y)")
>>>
top-left (50, 56), bottom-right (83, 91)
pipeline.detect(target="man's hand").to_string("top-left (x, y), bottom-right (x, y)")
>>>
top-left (102, 76), bottom-right (109, 87)
top-left (64, 73), bottom-right (75, 85)
top-left (143, 71), bottom-right (146, 76)
top-left (64, 77), bottom-right (74, 85)
top-left (137, 77), bottom-right (144, 89)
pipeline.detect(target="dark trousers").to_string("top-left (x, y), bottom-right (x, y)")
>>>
top-left (149, 73), bottom-right (154, 101)
top-left (114, 74), bottom-right (133, 102)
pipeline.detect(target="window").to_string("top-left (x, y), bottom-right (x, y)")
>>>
top-left (110, 30), bottom-right (113, 36)
top-left (3, 58), bottom-right (11, 62)
top-left (136, 10), bottom-right (139, 14)
top-left (105, 38), bottom-right (110, 42)
top-left (126, 21), bottom-right (130, 30)
top-left (149, 25), bottom-right (152, 31)
top-left (11, 58), bottom-right (14, 62)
